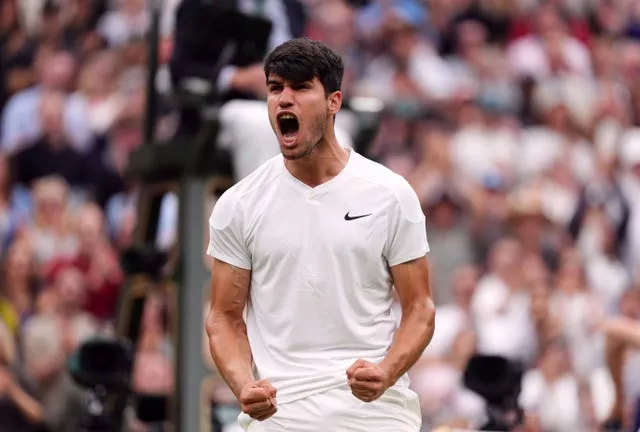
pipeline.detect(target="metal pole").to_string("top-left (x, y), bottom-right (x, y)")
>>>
top-left (174, 177), bottom-right (211, 432)
top-left (143, 0), bottom-right (162, 147)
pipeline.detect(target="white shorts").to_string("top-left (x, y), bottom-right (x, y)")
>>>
top-left (237, 385), bottom-right (422, 432)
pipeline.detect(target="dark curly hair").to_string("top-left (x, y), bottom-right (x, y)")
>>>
top-left (263, 38), bottom-right (344, 96)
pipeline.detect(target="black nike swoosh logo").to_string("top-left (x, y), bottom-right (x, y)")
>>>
top-left (344, 212), bottom-right (372, 221)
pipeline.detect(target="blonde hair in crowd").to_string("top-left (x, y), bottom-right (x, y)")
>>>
top-left (21, 314), bottom-right (64, 369)
top-left (0, 320), bottom-right (16, 366)
top-left (31, 175), bottom-right (74, 235)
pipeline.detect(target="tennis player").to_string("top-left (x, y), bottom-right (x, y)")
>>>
top-left (205, 38), bottom-right (435, 431)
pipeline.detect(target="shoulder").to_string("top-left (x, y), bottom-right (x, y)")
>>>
top-left (350, 153), bottom-right (423, 221)
top-left (350, 152), bottom-right (407, 189)
top-left (210, 155), bottom-right (283, 227)
top-left (2, 88), bottom-right (37, 112)
top-left (223, 155), bottom-right (283, 202)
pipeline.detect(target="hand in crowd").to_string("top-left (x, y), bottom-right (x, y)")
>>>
top-left (0, 367), bottom-right (14, 397)
top-left (86, 245), bottom-right (123, 290)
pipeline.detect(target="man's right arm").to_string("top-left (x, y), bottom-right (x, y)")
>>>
top-left (205, 195), bottom-right (277, 421)
top-left (205, 258), bottom-right (254, 400)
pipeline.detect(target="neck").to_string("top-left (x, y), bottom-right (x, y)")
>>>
top-left (59, 306), bottom-right (77, 319)
top-left (46, 133), bottom-right (66, 149)
top-left (284, 131), bottom-right (350, 188)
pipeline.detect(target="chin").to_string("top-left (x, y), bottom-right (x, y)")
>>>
top-left (281, 146), bottom-right (310, 161)
top-left (281, 149), bottom-right (304, 160)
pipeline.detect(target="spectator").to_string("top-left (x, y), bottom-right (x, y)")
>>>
top-left (420, 264), bottom-right (479, 357)
top-left (619, 128), bottom-right (640, 275)
top-left (0, 153), bottom-right (31, 251)
top-left (519, 339), bottom-right (586, 432)
top-left (550, 247), bottom-right (605, 379)
top-left (422, 186), bottom-right (475, 305)
top-left (47, 202), bottom-right (123, 323)
top-left (506, 186), bottom-right (559, 267)
top-left (11, 90), bottom-right (86, 188)
top-left (132, 350), bottom-right (173, 394)
top-left (0, 239), bottom-right (40, 334)
top-left (0, 320), bottom-right (14, 366)
top-left (19, 314), bottom-right (84, 432)
top-left (97, 0), bottom-right (149, 48)
top-left (506, 2), bottom-right (592, 80)
top-left (136, 292), bottom-right (172, 359)
top-left (68, 49), bottom-right (124, 136)
top-left (356, 7), bottom-right (456, 104)
top-left (1, 49), bottom-right (91, 154)
top-left (0, 318), bottom-right (41, 431)
top-left (410, 330), bottom-right (486, 430)
top-left (104, 180), bottom-right (139, 249)
top-left (21, 176), bottom-right (78, 266)
top-left (43, 264), bottom-right (99, 354)
top-left (471, 237), bottom-right (538, 365)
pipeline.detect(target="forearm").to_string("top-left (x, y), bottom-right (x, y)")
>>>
top-left (603, 317), bottom-right (640, 348)
top-left (206, 312), bottom-right (255, 399)
top-left (605, 331), bottom-right (626, 419)
top-left (380, 299), bottom-right (435, 385)
top-left (10, 384), bottom-right (43, 423)
top-left (603, 316), bottom-right (640, 419)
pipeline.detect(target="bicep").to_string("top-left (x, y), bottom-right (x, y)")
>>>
top-left (210, 258), bottom-right (251, 318)
top-left (390, 256), bottom-right (432, 310)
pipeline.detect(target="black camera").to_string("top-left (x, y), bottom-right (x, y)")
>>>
top-left (135, 394), bottom-right (169, 432)
top-left (463, 355), bottom-right (524, 431)
top-left (120, 245), bottom-right (169, 280)
top-left (68, 339), bottom-right (134, 432)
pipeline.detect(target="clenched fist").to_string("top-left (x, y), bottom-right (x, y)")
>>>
top-left (239, 379), bottom-right (278, 421)
top-left (346, 359), bottom-right (392, 402)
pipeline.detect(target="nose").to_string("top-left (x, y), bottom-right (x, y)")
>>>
top-left (278, 87), bottom-right (294, 108)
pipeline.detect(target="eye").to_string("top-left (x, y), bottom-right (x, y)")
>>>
top-left (292, 83), bottom-right (311, 91)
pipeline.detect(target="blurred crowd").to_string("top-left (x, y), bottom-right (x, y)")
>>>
top-left (0, 0), bottom-right (640, 431)
top-left (0, 0), bottom-right (174, 430)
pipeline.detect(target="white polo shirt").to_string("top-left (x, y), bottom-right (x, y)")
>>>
top-left (207, 150), bottom-right (429, 404)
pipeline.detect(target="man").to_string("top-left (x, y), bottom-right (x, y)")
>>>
top-left (205, 38), bottom-right (435, 431)
top-left (168, 0), bottom-right (354, 181)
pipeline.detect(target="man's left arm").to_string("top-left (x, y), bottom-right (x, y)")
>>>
top-left (347, 176), bottom-right (435, 402)
top-left (380, 256), bottom-right (435, 385)
top-left (347, 258), bottom-right (435, 403)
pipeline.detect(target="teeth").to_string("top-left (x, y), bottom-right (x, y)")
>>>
top-left (279, 114), bottom-right (296, 120)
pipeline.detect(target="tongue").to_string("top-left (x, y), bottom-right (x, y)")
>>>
top-left (284, 131), bottom-right (297, 139)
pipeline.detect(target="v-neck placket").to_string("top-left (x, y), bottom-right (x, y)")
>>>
top-left (282, 150), bottom-right (354, 205)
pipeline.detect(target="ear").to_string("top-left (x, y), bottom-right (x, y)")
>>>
top-left (327, 91), bottom-right (342, 116)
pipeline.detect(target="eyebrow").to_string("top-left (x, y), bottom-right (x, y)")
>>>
top-left (266, 79), bottom-right (283, 87)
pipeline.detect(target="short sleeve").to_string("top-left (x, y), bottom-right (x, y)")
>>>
top-left (384, 176), bottom-right (429, 267)
top-left (207, 192), bottom-right (252, 270)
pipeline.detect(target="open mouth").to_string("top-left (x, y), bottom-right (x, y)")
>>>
top-left (277, 113), bottom-right (299, 144)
